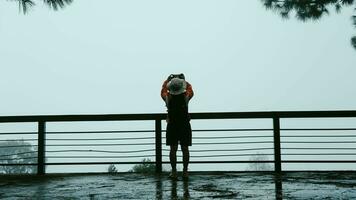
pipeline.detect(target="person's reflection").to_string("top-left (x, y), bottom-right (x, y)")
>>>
top-left (274, 174), bottom-right (283, 200)
top-left (155, 175), bottom-right (163, 200)
top-left (171, 180), bottom-right (178, 200)
top-left (170, 179), bottom-right (191, 200)
top-left (34, 183), bottom-right (47, 200)
top-left (183, 179), bottom-right (190, 199)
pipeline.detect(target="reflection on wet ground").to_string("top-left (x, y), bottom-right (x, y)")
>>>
top-left (0, 172), bottom-right (356, 199)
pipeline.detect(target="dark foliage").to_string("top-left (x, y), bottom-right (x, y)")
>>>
top-left (352, 36), bottom-right (356, 48)
top-left (261, 0), bottom-right (354, 21)
top-left (0, 140), bottom-right (37, 174)
top-left (128, 158), bottom-right (156, 173)
top-left (108, 164), bottom-right (118, 174)
top-left (8, 0), bottom-right (73, 13)
top-left (246, 153), bottom-right (273, 171)
top-left (261, 0), bottom-right (356, 50)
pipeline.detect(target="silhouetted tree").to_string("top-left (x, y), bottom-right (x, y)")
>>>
top-left (352, 36), bottom-right (356, 48)
top-left (262, 0), bottom-right (354, 20)
top-left (107, 164), bottom-right (118, 174)
top-left (128, 158), bottom-right (156, 173)
top-left (0, 139), bottom-right (37, 174)
top-left (8, 0), bottom-right (73, 14)
top-left (261, 0), bottom-right (356, 50)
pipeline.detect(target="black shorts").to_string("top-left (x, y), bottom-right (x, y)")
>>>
top-left (166, 122), bottom-right (192, 146)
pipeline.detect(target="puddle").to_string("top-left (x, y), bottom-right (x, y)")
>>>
top-left (0, 172), bottom-right (355, 199)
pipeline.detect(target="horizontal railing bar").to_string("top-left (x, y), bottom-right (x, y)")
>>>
top-left (0, 151), bottom-right (38, 157)
top-left (0, 128), bottom-right (354, 135)
top-left (4, 135), bottom-right (355, 141)
top-left (0, 157), bottom-right (37, 160)
top-left (0, 113), bottom-right (166, 122)
top-left (10, 135), bottom-right (356, 141)
top-left (46, 130), bottom-right (154, 134)
top-left (46, 149), bottom-right (155, 154)
top-left (0, 145), bottom-right (38, 148)
top-left (3, 154), bottom-right (354, 160)
top-left (46, 161), bottom-right (277, 165)
top-left (45, 162), bottom-right (156, 165)
top-left (276, 111), bottom-right (356, 118)
top-left (42, 141), bottom-right (274, 147)
top-left (174, 141), bottom-right (273, 145)
top-left (46, 155), bottom-right (155, 158)
top-left (282, 160), bottom-right (356, 163)
top-left (163, 148), bottom-right (274, 152)
top-left (193, 111), bottom-right (356, 119)
top-left (46, 129), bottom-right (274, 134)
top-left (182, 160), bottom-right (274, 163)
top-left (163, 154), bottom-right (274, 158)
top-left (5, 130), bottom-right (345, 136)
top-left (282, 141), bottom-right (356, 143)
top-left (0, 163), bottom-right (37, 166)
top-left (46, 137), bottom-right (155, 141)
top-left (43, 154), bottom-right (275, 159)
top-left (281, 128), bottom-right (356, 131)
top-left (282, 147), bottom-right (356, 150)
top-left (0, 132), bottom-right (37, 135)
top-left (45, 143), bottom-right (155, 146)
top-left (193, 129), bottom-right (273, 132)
top-left (192, 136), bottom-right (271, 139)
top-left (0, 162), bottom-right (148, 166)
top-left (8, 153), bottom-right (354, 159)
top-left (1, 110), bottom-right (356, 123)
top-left (281, 135), bottom-right (356, 138)
top-left (0, 161), bottom-right (276, 166)
top-left (281, 153), bottom-right (356, 155)
top-left (0, 139), bottom-right (37, 142)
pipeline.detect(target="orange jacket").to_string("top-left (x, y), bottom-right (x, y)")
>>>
top-left (161, 79), bottom-right (194, 101)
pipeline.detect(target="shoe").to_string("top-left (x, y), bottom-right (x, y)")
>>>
top-left (169, 171), bottom-right (178, 179)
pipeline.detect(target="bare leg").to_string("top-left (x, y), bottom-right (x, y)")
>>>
top-left (170, 145), bottom-right (178, 172)
top-left (181, 145), bottom-right (190, 172)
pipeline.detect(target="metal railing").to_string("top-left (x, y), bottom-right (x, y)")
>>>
top-left (0, 110), bottom-right (356, 175)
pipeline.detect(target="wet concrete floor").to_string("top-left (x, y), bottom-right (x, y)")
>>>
top-left (0, 172), bottom-right (356, 199)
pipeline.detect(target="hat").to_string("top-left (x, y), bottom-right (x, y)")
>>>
top-left (167, 73), bottom-right (185, 81)
top-left (167, 78), bottom-right (187, 95)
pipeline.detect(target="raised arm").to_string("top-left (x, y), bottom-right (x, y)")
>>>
top-left (161, 79), bottom-right (169, 101)
top-left (185, 81), bottom-right (194, 100)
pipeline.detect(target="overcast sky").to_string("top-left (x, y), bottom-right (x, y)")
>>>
top-left (1, 0), bottom-right (356, 116)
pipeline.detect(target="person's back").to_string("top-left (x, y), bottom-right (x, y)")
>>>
top-left (167, 94), bottom-right (189, 124)
top-left (163, 75), bottom-right (193, 179)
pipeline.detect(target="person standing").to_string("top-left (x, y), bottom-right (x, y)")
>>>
top-left (161, 74), bottom-right (194, 179)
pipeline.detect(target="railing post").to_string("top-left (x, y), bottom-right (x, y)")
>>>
top-left (273, 116), bottom-right (282, 173)
top-left (37, 121), bottom-right (46, 175)
top-left (155, 119), bottom-right (162, 173)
